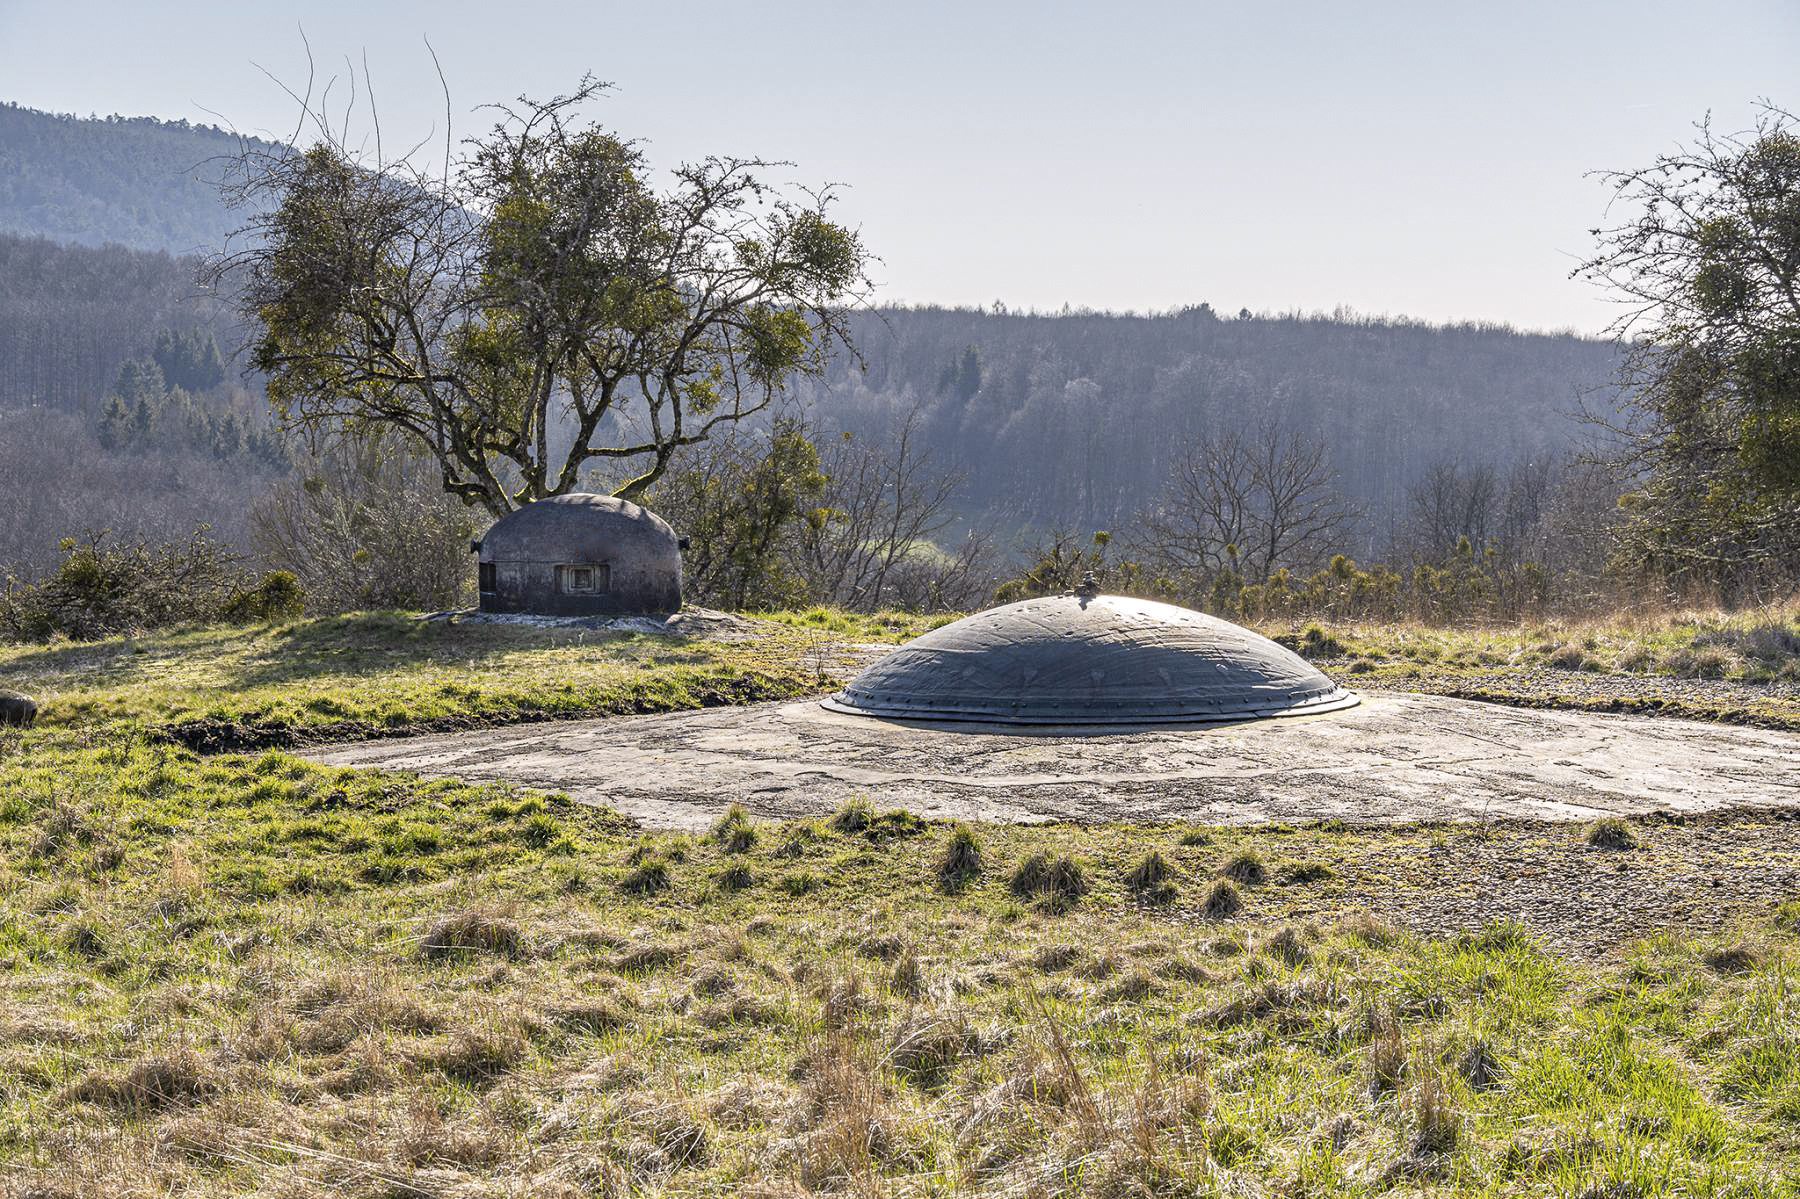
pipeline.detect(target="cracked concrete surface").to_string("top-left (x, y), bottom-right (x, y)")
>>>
top-left (305, 692), bottom-right (1800, 831)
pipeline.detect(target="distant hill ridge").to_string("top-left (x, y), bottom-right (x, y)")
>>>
top-left (0, 103), bottom-right (272, 255)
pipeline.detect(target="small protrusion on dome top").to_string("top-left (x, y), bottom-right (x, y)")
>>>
top-left (1072, 571), bottom-right (1101, 602)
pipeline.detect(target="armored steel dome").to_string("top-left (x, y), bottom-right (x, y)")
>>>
top-left (476, 493), bottom-right (682, 616)
top-left (824, 583), bottom-right (1357, 725)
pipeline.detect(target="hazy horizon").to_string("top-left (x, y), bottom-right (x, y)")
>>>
top-left (1, 0), bottom-right (1794, 334)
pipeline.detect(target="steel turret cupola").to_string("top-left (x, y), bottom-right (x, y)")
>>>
top-left (474, 494), bottom-right (683, 616)
top-left (825, 576), bottom-right (1356, 725)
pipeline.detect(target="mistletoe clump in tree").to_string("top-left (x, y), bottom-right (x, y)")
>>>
top-left (1579, 103), bottom-right (1800, 594)
top-left (218, 77), bottom-right (871, 518)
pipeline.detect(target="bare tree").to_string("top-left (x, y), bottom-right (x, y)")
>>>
top-left (791, 412), bottom-right (964, 610)
top-left (1402, 461), bottom-right (1498, 558)
top-left (877, 528), bottom-right (1000, 611)
top-left (1140, 422), bottom-right (1356, 582)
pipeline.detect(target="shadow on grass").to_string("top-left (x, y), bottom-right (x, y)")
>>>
top-left (225, 612), bottom-right (727, 688)
top-left (0, 611), bottom-right (730, 700)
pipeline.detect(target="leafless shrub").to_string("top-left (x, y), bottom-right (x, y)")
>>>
top-left (791, 411), bottom-right (974, 611)
top-left (251, 432), bottom-right (477, 612)
top-left (1137, 421), bottom-right (1358, 583)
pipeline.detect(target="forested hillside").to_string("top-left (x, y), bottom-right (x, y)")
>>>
top-left (801, 306), bottom-right (1620, 545)
top-left (0, 236), bottom-right (275, 581)
top-left (0, 103), bottom-right (1629, 597)
top-left (0, 104), bottom-right (256, 254)
top-left (0, 234), bottom-right (239, 410)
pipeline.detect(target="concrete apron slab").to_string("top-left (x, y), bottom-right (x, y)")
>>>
top-left (304, 692), bottom-right (1800, 832)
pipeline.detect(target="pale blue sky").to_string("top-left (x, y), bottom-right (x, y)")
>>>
top-left (1, 0), bottom-right (1794, 331)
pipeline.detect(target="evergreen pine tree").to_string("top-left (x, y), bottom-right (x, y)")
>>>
top-left (97, 394), bottom-right (130, 450)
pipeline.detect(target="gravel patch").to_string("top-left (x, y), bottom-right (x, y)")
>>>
top-left (1155, 810), bottom-right (1800, 960)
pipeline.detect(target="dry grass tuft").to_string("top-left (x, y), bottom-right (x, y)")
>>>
top-left (1407, 1060), bottom-right (1462, 1155)
top-left (1265, 926), bottom-right (1311, 967)
top-left (1009, 853), bottom-right (1089, 909)
top-left (1102, 969), bottom-right (1159, 1003)
top-left (888, 1008), bottom-right (982, 1088)
top-left (1156, 955), bottom-right (1211, 984)
top-left (616, 940), bottom-right (684, 973)
top-left (1585, 818), bottom-right (1640, 850)
top-left (1703, 944), bottom-right (1761, 976)
top-left (547, 996), bottom-right (629, 1035)
top-left (422, 908), bottom-right (523, 959)
top-left (1548, 642), bottom-right (1596, 671)
top-left (63, 1047), bottom-right (215, 1111)
top-left (1275, 860), bottom-right (1335, 885)
top-left (431, 1014), bottom-right (533, 1081)
top-left (1201, 879), bottom-right (1243, 919)
top-left (1365, 1009), bottom-right (1407, 1095)
top-left (1458, 1036), bottom-right (1504, 1091)
top-left (706, 1077), bottom-right (797, 1130)
top-left (712, 804), bottom-right (758, 853)
top-left (395, 1098), bottom-right (509, 1168)
top-left (1662, 645), bottom-right (1735, 678)
top-left (1031, 943), bottom-right (1082, 973)
top-left (889, 949), bottom-right (924, 1000)
top-left (1217, 851), bottom-right (1266, 885)
top-left (715, 863), bottom-right (755, 892)
top-left (1125, 850), bottom-right (1179, 904)
top-left (937, 824), bottom-right (984, 892)
top-left (692, 964), bottom-right (739, 997)
top-left (830, 797), bottom-right (876, 834)
top-left (857, 932), bottom-right (907, 962)
top-left (1342, 912), bottom-right (1401, 946)
top-left (620, 857), bottom-right (672, 894)
top-left (792, 1028), bottom-right (892, 1189)
top-left (822, 973), bottom-right (871, 1029)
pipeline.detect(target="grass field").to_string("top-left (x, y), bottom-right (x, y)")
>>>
top-left (2, 610), bottom-right (1799, 1196)
top-left (1284, 606), bottom-right (1800, 682)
